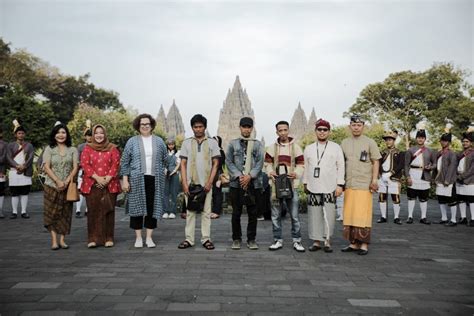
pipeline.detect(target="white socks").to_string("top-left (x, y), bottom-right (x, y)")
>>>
top-left (439, 204), bottom-right (448, 221)
top-left (379, 202), bottom-right (387, 218)
top-left (0, 196), bottom-right (4, 213)
top-left (471, 204), bottom-right (474, 220)
top-left (408, 200), bottom-right (415, 218)
top-left (11, 196), bottom-right (19, 214)
top-left (393, 203), bottom-right (400, 219)
top-left (20, 195), bottom-right (28, 214)
top-left (420, 202), bottom-right (428, 219)
top-left (450, 206), bottom-right (457, 222)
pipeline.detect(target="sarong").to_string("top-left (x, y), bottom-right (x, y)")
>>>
top-left (342, 188), bottom-right (372, 244)
top-left (43, 185), bottom-right (73, 235)
top-left (85, 186), bottom-right (117, 245)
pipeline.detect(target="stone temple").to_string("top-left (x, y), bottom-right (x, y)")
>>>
top-left (217, 76), bottom-right (256, 147)
top-left (289, 103), bottom-right (316, 139)
top-left (156, 100), bottom-right (185, 138)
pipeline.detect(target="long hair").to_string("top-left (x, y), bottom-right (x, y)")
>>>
top-left (49, 123), bottom-right (72, 148)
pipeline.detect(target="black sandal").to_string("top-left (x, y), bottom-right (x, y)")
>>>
top-left (309, 244), bottom-right (321, 252)
top-left (203, 240), bottom-right (215, 250)
top-left (178, 240), bottom-right (192, 249)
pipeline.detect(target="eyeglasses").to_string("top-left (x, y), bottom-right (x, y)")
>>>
top-left (316, 128), bottom-right (329, 132)
top-left (140, 123), bottom-right (151, 127)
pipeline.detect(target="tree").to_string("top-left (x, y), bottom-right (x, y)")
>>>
top-left (346, 63), bottom-right (473, 148)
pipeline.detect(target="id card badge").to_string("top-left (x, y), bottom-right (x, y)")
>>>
top-left (313, 167), bottom-right (320, 178)
top-left (360, 150), bottom-right (368, 162)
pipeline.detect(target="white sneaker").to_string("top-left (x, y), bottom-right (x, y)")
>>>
top-left (293, 241), bottom-right (305, 252)
top-left (146, 239), bottom-right (156, 248)
top-left (269, 240), bottom-right (283, 251)
top-left (162, 213), bottom-right (169, 219)
top-left (168, 213), bottom-right (176, 219)
top-left (336, 216), bottom-right (343, 221)
top-left (134, 238), bottom-right (143, 248)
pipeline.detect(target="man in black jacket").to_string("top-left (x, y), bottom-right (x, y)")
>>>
top-left (377, 130), bottom-right (404, 225)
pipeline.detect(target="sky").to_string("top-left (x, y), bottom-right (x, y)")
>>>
top-left (1, 0), bottom-right (472, 143)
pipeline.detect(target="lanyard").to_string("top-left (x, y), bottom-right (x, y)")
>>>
top-left (316, 142), bottom-right (328, 166)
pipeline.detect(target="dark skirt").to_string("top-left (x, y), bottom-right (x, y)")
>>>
top-left (43, 185), bottom-right (73, 235)
top-left (343, 226), bottom-right (371, 244)
top-left (85, 186), bottom-right (117, 245)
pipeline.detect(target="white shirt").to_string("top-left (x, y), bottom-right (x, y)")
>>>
top-left (141, 135), bottom-right (153, 175)
top-left (303, 140), bottom-right (345, 194)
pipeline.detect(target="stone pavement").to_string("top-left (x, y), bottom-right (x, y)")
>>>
top-left (0, 192), bottom-right (473, 315)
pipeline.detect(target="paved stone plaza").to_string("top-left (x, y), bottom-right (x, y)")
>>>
top-left (0, 192), bottom-right (473, 315)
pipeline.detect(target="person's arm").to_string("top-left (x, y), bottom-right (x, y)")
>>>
top-left (24, 143), bottom-right (34, 169)
top-left (120, 139), bottom-right (133, 192)
top-left (290, 144), bottom-right (304, 179)
top-left (335, 145), bottom-right (345, 196)
top-left (225, 142), bottom-right (242, 179)
top-left (180, 157), bottom-right (189, 195)
top-left (206, 158), bottom-right (219, 192)
top-left (65, 148), bottom-right (79, 185)
top-left (264, 146), bottom-right (276, 179)
top-left (369, 140), bottom-right (381, 192)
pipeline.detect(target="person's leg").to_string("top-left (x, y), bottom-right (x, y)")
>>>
top-left (143, 176), bottom-right (157, 247)
top-left (231, 188), bottom-right (243, 241)
top-left (169, 174), bottom-right (180, 215)
top-left (11, 187), bottom-right (19, 216)
top-left (307, 193), bottom-right (324, 249)
top-left (50, 230), bottom-right (58, 249)
top-left (211, 184), bottom-right (223, 216)
top-left (246, 199), bottom-right (258, 243)
top-left (323, 200), bottom-right (336, 249)
top-left (0, 182), bottom-right (4, 218)
top-left (201, 190), bottom-right (212, 244)
top-left (420, 190), bottom-right (429, 221)
top-left (391, 194), bottom-right (401, 220)
top-left (270, 200), bottom-right (282, 243)
top-left (105, 193), bottom-right (117, 245)
top-left (289, 190), bottom-right (302, 243)
top-left (378, 193), bottom-right (387, 221)
top-left (406, 188), bottom-right (416, 221)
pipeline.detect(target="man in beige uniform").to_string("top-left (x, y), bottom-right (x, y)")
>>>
top-left (340, 115), bottom-right (381, 255)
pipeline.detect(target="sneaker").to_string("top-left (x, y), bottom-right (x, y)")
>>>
top-left (162, 213), bottom-right (169, 219)
top-left (293, 241), bottom-right (305, 252)
top-left (231, 240), bottom-right (241, 250)
top-left (146, 239), bottom-right (156, 248)
top-left (257, 216), bottom-right (264, 221)
top-left (168, 213), bottom-right (176, 219)
top-left (134, 238), bottom-right (143, 248)
top-left (247, 240), bottom-right (259, 250)
top-left (269, 240), bottom-right (283, 251)
top-left (336, 216), bottom-right (343, 222)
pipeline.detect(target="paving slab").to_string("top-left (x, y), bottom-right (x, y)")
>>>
top-left (0, 192), bottom-right (473, 314)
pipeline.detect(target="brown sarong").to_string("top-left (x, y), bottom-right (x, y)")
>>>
top-left (343, 226), bottom-right (371, 244)
top-left (85, 186), bottom-right (117, 245)
top-left (43, 185), bottom-right (73, 235)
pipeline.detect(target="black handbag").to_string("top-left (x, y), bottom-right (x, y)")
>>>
top-left (275, 164), bottom-right (293, 200)
top-left (186, 184), bottom-right (206, 213)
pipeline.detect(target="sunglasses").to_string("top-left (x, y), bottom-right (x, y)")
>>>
top-left (316, 128), bottom-right (329, 132)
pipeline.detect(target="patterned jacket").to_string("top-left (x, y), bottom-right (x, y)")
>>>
top-left (457, 149), bottom-right (474, 185)
top-left (120, 135), bottom-right (167, 219)
top-left (7, 141), bottom-right (35, 177)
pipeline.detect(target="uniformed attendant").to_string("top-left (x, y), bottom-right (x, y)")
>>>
top-left (456, 128), bottom-right (474, 226)
top-left (377, 130), bottom-right (404, 225)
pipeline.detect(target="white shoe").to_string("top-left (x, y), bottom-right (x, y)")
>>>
top-left (269, 240), bottom-right (283, 251)
top-left (146, 239), bottom-right (156, 248)
top-left (336, 216), bottom-right (343, 221)
top-left (134, 238), bottom-right (143, 248)
top-left (162, 213), bottom-right (169, 219)
top-left (293, 241), bottom-right (305, 252)
top-left (168, 213), bottom-right (176, 219)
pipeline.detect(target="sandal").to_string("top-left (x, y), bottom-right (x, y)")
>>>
top-left (178, 240), bottom-right (193, 249)
top-left (203, 240), bottom-right (215, 250)
top-left (210, 213), bottom-right (220, 219)
top-left (308, 244), bottom-right (321, 252)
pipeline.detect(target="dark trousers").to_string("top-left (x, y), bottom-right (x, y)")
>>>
top-left (256, 186), bottom-right (271, 219)
top-left (130, 175), bottom-right (157, 230)
top-left (230, 187), bottom-right (258, 242)
top-left (212, 184), bottom-right (223, 214)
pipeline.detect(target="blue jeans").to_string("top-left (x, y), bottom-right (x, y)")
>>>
top-left (164, 173), bottom-right (180, 214)
top-left (271, 189), bottom-right (301, 242)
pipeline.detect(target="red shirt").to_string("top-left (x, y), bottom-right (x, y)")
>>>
top-left (80, 145), bottom-right (121, 194)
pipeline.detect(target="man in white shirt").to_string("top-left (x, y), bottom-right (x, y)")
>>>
top-left (303, 119), bottom-right (345, 253)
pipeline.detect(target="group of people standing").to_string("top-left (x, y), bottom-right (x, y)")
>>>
top-left (0, 113), bottom-right (472, 255)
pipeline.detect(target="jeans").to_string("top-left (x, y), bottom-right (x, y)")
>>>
top-left (271, 189), bottom-right (301, 242)
top-left (212, 184), bottom-right (223, 214)
top-left (164, 173), bottom-right (180, 214)
top-left (230, 187), bottom-right (258, 242)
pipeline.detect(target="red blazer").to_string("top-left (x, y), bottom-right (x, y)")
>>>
top-left (80, 145), bottom-right (121, 194)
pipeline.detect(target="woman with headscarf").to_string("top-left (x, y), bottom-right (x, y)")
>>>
top-left (42, 122), bottom-right (79, 250)
top-left (80, 124), bottom-right (121, 248)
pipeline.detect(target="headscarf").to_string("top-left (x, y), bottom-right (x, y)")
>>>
top-left (87, 124), bottom-right (116, 152)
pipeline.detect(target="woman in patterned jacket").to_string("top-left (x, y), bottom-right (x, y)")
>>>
top-left (120, 114), bottom-right (167, 248)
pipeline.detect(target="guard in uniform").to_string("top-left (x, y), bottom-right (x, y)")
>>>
top-left (456, 128), bottom-right (474, 226)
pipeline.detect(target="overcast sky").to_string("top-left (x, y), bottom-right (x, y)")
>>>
top-left (1, 0), bottom-right (472, 143)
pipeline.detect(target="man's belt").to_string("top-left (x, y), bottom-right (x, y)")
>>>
top-left (410, 166), bottom-right (424, 169)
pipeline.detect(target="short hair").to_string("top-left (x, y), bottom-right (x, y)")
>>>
top-left (132, 113), bottom-right (156, 132)
top-left (190, 114), bottom-right (207, 128)
top-left (49, 123), bottom-right (72, 148)
top-left (275, 121), bottom-right (289, 129)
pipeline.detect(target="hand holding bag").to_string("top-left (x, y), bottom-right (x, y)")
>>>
top-left (186, 184), bottom-right (206, 213)
top-left (66, 181), bottom-right (80, 202)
